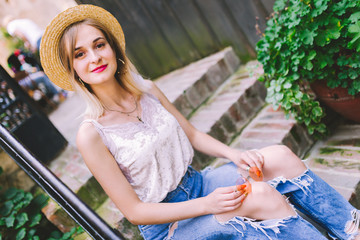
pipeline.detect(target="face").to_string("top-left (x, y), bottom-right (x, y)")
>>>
top-left (73, 24), bottom-right (117, 87)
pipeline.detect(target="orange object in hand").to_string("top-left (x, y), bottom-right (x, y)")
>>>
top-left (248, 166), bottom-right (263, 181)
top-left (236, 177), bottom-right (252, 194)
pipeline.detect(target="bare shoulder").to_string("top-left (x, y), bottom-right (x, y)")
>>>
top-left (76, 121), bottom-right (101, 152)
top-left (145, 80), bottom-right (167, 102)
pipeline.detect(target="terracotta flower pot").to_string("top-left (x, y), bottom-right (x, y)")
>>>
top-left (310, 80), bottom-right (360, 123)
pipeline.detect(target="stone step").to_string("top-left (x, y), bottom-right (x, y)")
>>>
top-left (230, 105), bottom-right (314, 157)
top-left (306, 167), bottom-right (358, 200)
top-left (189, 61), bottom-right (266, 169)
top-left (155, 47), bottom-right (240, 117)
top-left (211, 104), bottom-right (315, 172)
top-left (305, 122), bottom-right (360, 201)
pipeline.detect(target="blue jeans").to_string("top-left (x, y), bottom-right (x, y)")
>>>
top-left (138, 163), bottom-right (348, 239)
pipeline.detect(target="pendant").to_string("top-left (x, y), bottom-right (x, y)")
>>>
top-left (137, 116), bottom-right (144, 123)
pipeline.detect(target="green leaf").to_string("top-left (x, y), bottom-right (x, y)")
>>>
top-left (304, 61), bottom-right (313, 70)
top-left (49, 230), bottom-right (62, 239)
top-left (62, 232), bottom-right (72, 239)
top-left (0, 201), bottom-right (14, 216)
top-left (348, 22), bottom-right (360, 52)
top-left (275, 93), bottom-right (284, 101)
top-left (273, 0), bottom-right (287, 11)
top-left (29, 213), bottom-right (41, 227)
top-left (327, 18), bottom-right (342, 39)
top-left (16, 228), bottom-right (26, 240)
top-left (13, 191), bottom-right (25, 204)
top-left (76, 227), bottom-right (84, 234)
top-left (4, 188), bottom-right (18, 200)
top-left (308, 50), bottom-right (316, 60)
top-left (300, 29), bottom-right (316, 45)
top-left (13, 201), bottom-right (26, 211)
top-left (32, 194), bottom-right (49, 209)
top-left (349, 12), bottom-right (360, 23)
top-left (312, 107), bottom-right (323, 117)
top-left (312, 0), bottom-right (329, 17)
top-left (349, 69), bottom-right (359, 79)
top-left (315, 30), bottom-right (328, 46)
top-left (27, 228), bottom-right (37, 238)
top-left (283, 82), bottom-right (292, 89)
top-left (5, 215), bottom-right (15, 227)
top-left (15, 213), bottom-right (28, 229)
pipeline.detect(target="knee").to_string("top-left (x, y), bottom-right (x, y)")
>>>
top-left (269, 145), bottom-right (295, 160)
top-left (248, 183), bottom-right (277, 204)
top-left (246, 182), bottom-right (287, 212)
top-left (252, 182), bottom-right (277, 199)
top-left (260, 145), bottom-right (304, 169)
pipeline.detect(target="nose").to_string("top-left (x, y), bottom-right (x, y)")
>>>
top-left (89, 50), bottom-right (101, 63)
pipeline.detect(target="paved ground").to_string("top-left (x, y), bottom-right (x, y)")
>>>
top-left (49, 92), bottom-right (85, 145)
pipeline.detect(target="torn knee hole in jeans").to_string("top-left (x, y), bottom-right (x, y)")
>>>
top-left (167, 221), bottom-right (178, 238)
top-left (214, 214), bottom-right (297, 240)
top-left (267, 170), bottom-right (314, 195)
top-left (345, 209), bottom-right (360, 238)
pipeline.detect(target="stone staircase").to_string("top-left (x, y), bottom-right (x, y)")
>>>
top-left (44, 47), bottom-right (360, 239)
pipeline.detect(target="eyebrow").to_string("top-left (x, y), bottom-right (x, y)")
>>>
top-left (74, 37), bottom-right (105, 51)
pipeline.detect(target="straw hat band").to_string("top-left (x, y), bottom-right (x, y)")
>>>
top-left (40, 5), bottom-right (125, 91)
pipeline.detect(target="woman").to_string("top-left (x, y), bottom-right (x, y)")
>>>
top-left (40, 5), bottom-right (359, 240)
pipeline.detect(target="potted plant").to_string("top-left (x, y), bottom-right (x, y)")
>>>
top-left (256, 0), bottom-right (360, 137)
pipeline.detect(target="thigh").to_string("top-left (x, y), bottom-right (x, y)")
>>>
top-left (201, 162), bottom-right (240, 197)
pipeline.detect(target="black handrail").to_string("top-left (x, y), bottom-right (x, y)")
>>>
top-left (0, 124), bottom-right (125, 240)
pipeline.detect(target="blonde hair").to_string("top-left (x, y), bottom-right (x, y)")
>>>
top-left (59, 18), bottom-right (143, 119)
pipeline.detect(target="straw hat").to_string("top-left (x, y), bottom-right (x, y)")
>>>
top-left (40, 4), bottom-right (125, 91)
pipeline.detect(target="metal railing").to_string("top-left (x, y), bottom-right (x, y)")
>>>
top-left (0, 124), bottom-right (125, 240)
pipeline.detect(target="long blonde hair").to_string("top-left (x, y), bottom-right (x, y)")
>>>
top-left (59, 18), bottom-right (143, 119)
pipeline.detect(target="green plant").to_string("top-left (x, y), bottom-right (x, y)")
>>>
top-left (256, 0), bottom-right (360, 136)
top-left (0, 167), bottom-right (83, 240)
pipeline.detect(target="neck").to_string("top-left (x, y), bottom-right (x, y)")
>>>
top-left (92, 80), bottom-right (132, 109)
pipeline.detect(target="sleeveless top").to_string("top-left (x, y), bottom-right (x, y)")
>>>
top-left (82, 93), bottom-right (194, 203)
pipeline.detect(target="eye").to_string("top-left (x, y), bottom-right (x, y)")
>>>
top-left (96, 43), bottom-right (105, 49)
top-left (75, 51), bottom-right (85, 59)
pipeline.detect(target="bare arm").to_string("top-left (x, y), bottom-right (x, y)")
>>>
top-left (76, 123), bottom-right (244, 225)
top-left (146, 81), bottom-right (264, 170)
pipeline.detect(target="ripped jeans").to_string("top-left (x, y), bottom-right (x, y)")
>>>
top-left (138, 163), bottom-right (359, 240)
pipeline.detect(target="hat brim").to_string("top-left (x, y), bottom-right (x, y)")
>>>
top-left (40, 4), bottom-right (125, 91)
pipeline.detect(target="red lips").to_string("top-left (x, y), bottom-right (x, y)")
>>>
top-left (92, 64), bottom-right (107, 73)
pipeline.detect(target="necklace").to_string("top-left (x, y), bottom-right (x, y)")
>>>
top-left (104, 96), bottom-right (144, 123)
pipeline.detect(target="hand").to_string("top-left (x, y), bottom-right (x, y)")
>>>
top-left (230, 149), bottom-right (264, 172)
top-left (203, 186), bottom-right (248, 215)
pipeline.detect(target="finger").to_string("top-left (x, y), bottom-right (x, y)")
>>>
top-left (224, 192), bottom-right (248, 208)
top-left (247, 150), bottom-right (263, 169)
top-left (243, 151), bottom-right (257, 168)
top-left (220, 185), bottom-right (243, 194)
top-left (253, 149), bottom-right (265, 168)
top-left (239, 162), bottom-right (250, 171)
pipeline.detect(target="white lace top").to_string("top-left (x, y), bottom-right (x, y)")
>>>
top-left (82, 93), bottom-right (194, 203)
